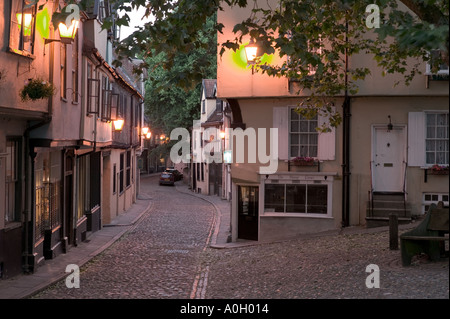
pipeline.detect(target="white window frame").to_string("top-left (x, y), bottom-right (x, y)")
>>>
top-left (425, 112), bottom-right (449, 166)
top-left (425, 50), bottom-right (449, 75)
top-left (273, 105), bottom-right (336, 161)
top-left (422, 193), bottom-right (449, 214)
top-left (408, 111), bottom-right (449, 167)
top-left (289, 107), bottom-right (319, 159)
top-left (260, 173), bottom-right (334, 218)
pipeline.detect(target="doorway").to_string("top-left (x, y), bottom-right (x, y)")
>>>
top-left (237, 186), bottom-right (259, 240)
top-left (372, 126), bottom-right (406, 192)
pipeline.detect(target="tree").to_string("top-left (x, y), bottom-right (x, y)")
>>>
top-left (81, 0), bottom-right (448, 127)
top-left (143, 13), bottom-right (217, 135)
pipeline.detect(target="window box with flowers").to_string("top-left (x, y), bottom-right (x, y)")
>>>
top-left (20, 78), bottom-right (55, 102)
top-left (428, 165), bottom-right (449, 175)
top-left (290, 156), bottom-right (317, 166)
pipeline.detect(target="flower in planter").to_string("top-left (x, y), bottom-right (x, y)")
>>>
top-left (292, 156), bottom-right (316, 163)
top-left (20, 78), bottom-right (56, 101)
top-left (431, 164), bottom-right (449, 172)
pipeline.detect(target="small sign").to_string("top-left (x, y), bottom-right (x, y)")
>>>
top-left (223, 150), bottom-right (232, 164)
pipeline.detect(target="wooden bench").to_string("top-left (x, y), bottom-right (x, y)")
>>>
top-left (400, 202), bottom-right (449, 266)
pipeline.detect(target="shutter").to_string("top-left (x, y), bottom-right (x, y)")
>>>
top-left (408, 112), bottom-right (426, 167)
top-left (273, 106), bottom-right (289, 160)
top-left (317, 108), bottom-right (336, 161)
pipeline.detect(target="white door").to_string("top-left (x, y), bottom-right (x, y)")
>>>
top-left (373, 127), bottom-right (406, 192)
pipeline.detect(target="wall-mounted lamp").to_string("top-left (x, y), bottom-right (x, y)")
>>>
top-left (113, 118), bottom-right (125, 132)
top-left (387, 115), bottom-right (393, 132)
top-left (219, 130), bottom-right (226, 140)
top-left (44, 19), bottom-right (79, 45)
top-left (244, 39), bottom-right (259, 74)
top-left (145, 132), bottom-right (152, 139)
top-left (141, 127), bottom-right (150, 136)
top-left (244, 39), bottom-right (258, 64)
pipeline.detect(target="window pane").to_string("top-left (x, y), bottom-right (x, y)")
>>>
top-left (264, 184), bottom-right (285, 212)
top-left (300, 134), bottom-right (309, 145)
top-left (300, 121), bottom-right (308, 132)
top-left (291, 109), bottom-right (299, 120)
top-left (426, 152), bottom-right (435, 164)
top-left (309, 121), bottom-right (318, 132)
top-left (291, 121), bottom-right (299, 132)
top-left (427, 126), bottom-right (435, 138)
top-left (286, 185), bottom-right (306, 213)
top-left (290, 134), bottom-right (299, 145)
top-left (436, 152), bottom-right (446, 164)
top-left (436, 127), bottom-right (446, 139)
top-left (309, 134), bottom-right (318, 145)
top-left (426, 140), bottom-right (435, 151)
top-left (300, 145), bottom-right (309, 157)
top-left (307, 185), bottom-right (327, 214)
top-left (290, 145), bottom-right (299, 157)
top-left (437, 113), bottom-right (447, 126)
top-left (309, 146), bottom-right (318, 157)
top-left (427, 114), bottom-right (436, 126)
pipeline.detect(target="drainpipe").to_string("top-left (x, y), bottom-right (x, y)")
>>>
top-left (341, 18), bottom-right (351, 228)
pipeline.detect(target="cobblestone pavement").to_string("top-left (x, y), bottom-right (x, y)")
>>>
top-left (204, 232), bottom-right (449, 299)
top-left (31, 175), bottom-right (215, 299)
top-left (31, 176), bottom-right (448, 299)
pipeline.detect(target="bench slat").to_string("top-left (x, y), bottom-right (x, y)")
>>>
top-left (401, 236), bottom-right (448, 241)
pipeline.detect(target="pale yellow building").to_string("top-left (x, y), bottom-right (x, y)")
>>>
top-left (217, 1), bottom-right (449, 242)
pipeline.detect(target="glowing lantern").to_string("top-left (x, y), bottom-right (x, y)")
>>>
top-left (113, 119), bottom-right (125, 132)
top-left (58, 19), bottom-right (79, 44)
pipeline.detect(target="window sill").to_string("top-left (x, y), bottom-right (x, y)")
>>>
top-left (8, 46), bottom-right (35, 59)
top-left (2, 222), bottom-right (22, 232)
top-left (261, 213), bottom-right (333, 219)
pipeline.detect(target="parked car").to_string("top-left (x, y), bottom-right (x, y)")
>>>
top-left (164, 168), bottom-right (183, 181)
top-left (159, 172), bottom-right (175, 186)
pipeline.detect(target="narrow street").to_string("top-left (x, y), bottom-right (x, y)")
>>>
top-left (32, 175), bottom-right (215, 299)
top-left (31, 175), bottom-right (448, 300)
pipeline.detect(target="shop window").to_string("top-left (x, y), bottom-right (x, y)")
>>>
top-left (35, 151), bottom-right (62, 241)
top-left (4, 139), bottom-right (20, 224)
top-left (264, 180), bottom-right (330, 216)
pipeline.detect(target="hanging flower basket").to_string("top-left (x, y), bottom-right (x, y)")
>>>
top-left (429, 165), bottom-right (449, 175)
top-left (291, 156), bottom-right (317, 166)
top-left (20, 78), bottom-right (55, 102)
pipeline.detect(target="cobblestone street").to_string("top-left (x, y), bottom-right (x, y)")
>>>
top-left (31, 175), bottom-right (449, 300)
top-left (32, 175), bottom-right (215, 299)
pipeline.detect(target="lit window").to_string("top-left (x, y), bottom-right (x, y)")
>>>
top-left (9, 0), bottom-right (36, 56)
